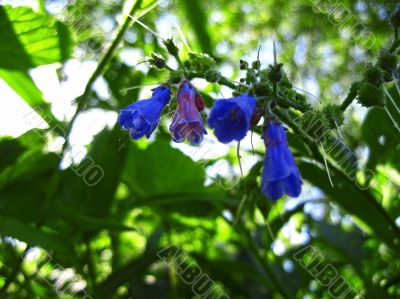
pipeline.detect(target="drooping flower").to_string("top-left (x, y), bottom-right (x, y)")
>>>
top-left (207, 94), bottom-right (256, 143)
top-left (118, 85), bottom-right (171, 139)
top-left (169, 81), bottom-right (207, 145)
top-left (261, 120), bottom-right (302, 200)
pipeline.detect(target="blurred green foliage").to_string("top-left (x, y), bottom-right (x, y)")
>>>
top-left (0, 0), bottom-right (400, 298)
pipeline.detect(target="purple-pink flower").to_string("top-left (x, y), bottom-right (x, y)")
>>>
top-left (169, 81), bottom-right (207, 145)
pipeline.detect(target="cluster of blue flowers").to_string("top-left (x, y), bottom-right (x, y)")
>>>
top-left (118, 81), bottom-right (302, 200)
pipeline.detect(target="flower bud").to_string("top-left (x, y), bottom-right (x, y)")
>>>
top-left (163, 38), bottom-right (179, 56)
top-left (267, 63), bottom-right (284, 83)
top-left (148, 53), bottom-right (166, 69)
top-left (240, 60), bottom-right (249, 70)
top-left (377, 50), bottom-right (397, 81)
top-left (252, 60), bottom-right (261, 70)
top-left (253, 81), bottom-right (272, 96)
top-left (246, 69), bottom-right (257, 84)
top-left (357, 82), bottom-right (385, 107)
top-left (363, 63), bottom-right (384, 86)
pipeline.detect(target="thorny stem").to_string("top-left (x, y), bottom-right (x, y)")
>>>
top-left (265, 100), bottom-right (273, 118)
top-left (339, 27), bottom-right (399, 111)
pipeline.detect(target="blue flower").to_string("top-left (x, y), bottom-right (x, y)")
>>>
top-left (261, 120), bottom-right (302, 200)
top-left (208, 94), bottom-right (256, 143)
top-left (169, 81), bottom-right (207, 145)
top-left (118, 85), bottom-right (171, 139)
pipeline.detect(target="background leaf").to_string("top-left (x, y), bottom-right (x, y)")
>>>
top-left (0, 5), bottom-right (73, 70)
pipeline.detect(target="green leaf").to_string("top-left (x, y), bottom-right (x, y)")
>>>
top-left (299, 161), bottom-right (400, 251)
top-left (0, 70), bottom-right (42, 106)
top-left (94, 246), bottom-right (160, 298)
top-left (383, 82), bottom-right (400, 132)
top-left (122, 138), bottom-right (228, 216)
top-left (0, 148), bottom-right (58, 190)
top-left (362, 106), bottom-right (400, 169)
top-left (180, 0), bottom-right (213, 55)
top-left (0, 5), bottom-right (73, 70)
top-left (0, 150), bottom-right (58, 222)
top-left (0, 69), bottom-right (60, 129)
top-left (104, 61), bottom-right (144, 108)
top-left (0, 216), bottom-right (76, 259)
top-left (310, 220), bottom-right (366, 263)
top-left (54, 202), bottom-right (137, 233)
top-left (60, 125), bottom-right (129, 218)
top-left (267, 202), bottom-right (306, 243)
top-left (0, 138), bottom-right (25, 171)
top-left (0, 130), bottom-right (58, 221)
top-left (0, 129), bottom-right (48, 173)
top-left (124, 139), bottom-right (205, 196)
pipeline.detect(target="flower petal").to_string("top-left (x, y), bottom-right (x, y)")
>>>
top-left (261, 120), bottom-right (303, 201)
top-left (117, 85), bottom-right (171, 140)
top-left (283, 173), bottom-right (302, 197)
top-left (208, 94), bottom-right (256, 143)
top-left (169, 81), bottom-right (207, 145)
top-left (263, 146), bottom-right (292, 181)
top-left (262, 180), bottom-right (284, 201)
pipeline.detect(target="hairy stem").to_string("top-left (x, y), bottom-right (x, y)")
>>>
top-left (340, 82), bottom-right (359, 111)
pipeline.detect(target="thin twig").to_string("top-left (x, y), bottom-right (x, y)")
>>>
top-left (62, 0), bottom-right (145, 154)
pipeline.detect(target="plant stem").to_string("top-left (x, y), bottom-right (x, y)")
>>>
top-left (236, 222), bottom-right (293, 299)
top-left (186, 71), bottom-right (237, 89)
top-left (340, 82), bottom-right (359, 111)
top-left (165, 64), bottom-right (175, 72)
top-left (62, 0), bottom-right (143, 154)
top-left (173, 53), bottom-right (185, 71)
top-left (389, 28), bottom-right (399, 53)
top-left (84, 235), bottom-right (97, 291)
